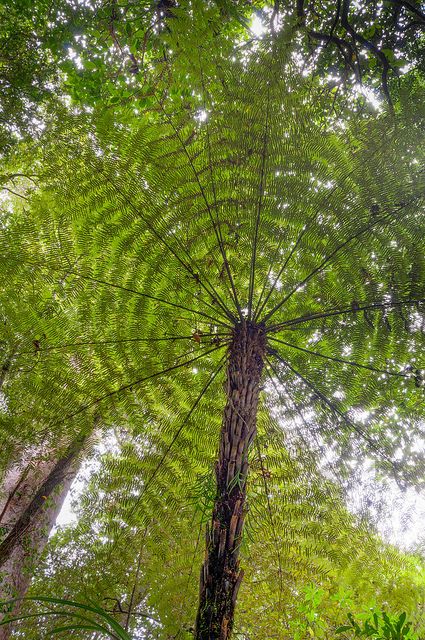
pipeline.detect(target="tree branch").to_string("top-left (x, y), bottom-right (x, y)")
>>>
top-left (269, 348), bottom-right (411, 481)
top-left (341, 0), bottom-right (393, 105)
top-left (50, 343), bottom-right (228, 429)
top-left (267, 297), bottom-right (425, 333)
top-left (268, 336), bottom-right (412, 378)
top-left (262, 197), bottom-right (419, 323)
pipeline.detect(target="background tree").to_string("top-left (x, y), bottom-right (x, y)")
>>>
top-left (56, 0), bottom-right (425, 112)
top-left (292, 0), bottom-right (425, 104)
top-left (1, 0), bottom-right (424, 159)
top-left (0, 0), bottom-right (75, 156)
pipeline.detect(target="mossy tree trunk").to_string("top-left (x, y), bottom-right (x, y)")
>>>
top-left (195, 321), bottom-right (266, 640)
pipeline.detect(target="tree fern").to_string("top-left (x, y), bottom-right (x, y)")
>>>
top-left (1, 29), bottom-right (425, 638)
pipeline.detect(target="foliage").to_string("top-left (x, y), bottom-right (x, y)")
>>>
top-left (336, 610), bottom-right (416, 640)
top-left (0, 0), bottom-right (73, 155)
top-left (291, 0), bottom-right (425, 104)
top-left (11, 413), bottom-right (425, 638)
top-left (2, 0), bottom-right (424, 157)
top-left (57, 0), bottom-right (425, 111)
top-left (0, 596), bottom-right (132, 639)
top-left (0, 203), bottom-right (102, 468)
top-left (1, 4), bottom-right (425, 640)
top-left (25, 32), bottom-right (425, 483)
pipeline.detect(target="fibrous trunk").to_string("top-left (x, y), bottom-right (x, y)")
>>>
top-left (195, 321), bottom-right (265, 640)
top-left (0, 437), bottom-right (85, 639)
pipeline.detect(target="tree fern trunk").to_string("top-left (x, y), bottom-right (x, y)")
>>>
top-left (0, 438), bottom-right (85, 639)
top-left (195, 321), bottom-right (265, 640)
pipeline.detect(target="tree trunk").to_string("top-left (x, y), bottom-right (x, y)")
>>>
top-left (0, 358), bottom-right (11, 391)
top-left (0, 436), bottom-right (86, 639)
top-left (195, 321), bottom-right (266, 640)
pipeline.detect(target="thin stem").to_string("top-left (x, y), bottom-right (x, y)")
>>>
top-left (265, 357), bottom-right (368, 541)
top-left (175, 504), bottom-right (208, 639)
top-left (84, 146), bottom-right (236, 324)
top-left (0, 186), bottom-right (29, 201)
top-left (124, 354), bottom-right (226, 521)
top-left (248, 86), bottom-right (270, 320)
top-left (269, 336), bottom-right (410, 378)
top-left (5, 256), bottom-right (233, 327)
top-left (267, 297), bottom-right (425, 333)
top-left (264, 358), bottom-right (342, 502)
top-left (252, 227), bottom-right (289, 322)
top-left (0, 611), bottom-right (114, 638)
top-left (254, 437), bottom-right (284, 607)
top-left (50, 344), bottom-right (227, 428)
top-left (125, 528), bottom-right (148, 632)
top-left (255, 161), bottom-right (361, 322)
top-left (254, 222), bottom-right (310, 322)
top-left (60, 268), bottom-right (232, 329)
top-left (265, 357), bottom-right (319, 460)
top-left (196, 50), bottom-right (243, 319)
top-left (261, 197), bottom-right (418, 323)
top-left (140, 248), bottom-right (236, 324)
top-left (269, 348), bottom-right (404, 475)
top-left (155, 99), bottom-right (239, 322)
top-left (15, 333), bottom-right (231, 357)
top-left (265, 356), bottom-right (329, 476)
top-left (255, 115), bottom-right (421, 322)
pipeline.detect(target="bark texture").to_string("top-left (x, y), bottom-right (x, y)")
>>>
top-left (195, 321), bottom-right (266, 640)
top-left (0, 437), bottom-right (85, 639)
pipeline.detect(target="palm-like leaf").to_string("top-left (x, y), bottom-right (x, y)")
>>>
top-left (0, 597), bottom-right (132, 639)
